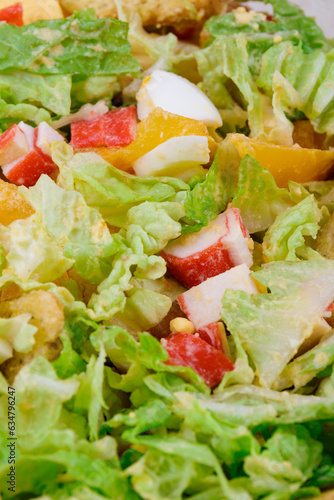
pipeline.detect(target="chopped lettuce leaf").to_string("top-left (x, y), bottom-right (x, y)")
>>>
top-left (19, 175), bottom-right (119, 284)
top-left (182, 138), bottom-right (239, 233)
top-left (196, 35), bottom-right (295, 145)
top-left (262, 195), bottom-right (325, 262)
top-left (71, 75), bottom-right (120, 107)
top-left (232, 154), bottom-right (294, 233)
top-left (0, 314), bottom-right (37, 364)
top-left (205, 0), bottom-right (327, 54)
top-left (195, 384), bottom-right (334, 425)
top-left (222, 260), bottom-right (334, 387)
top-left (275, 331), bottom-right (334, 391)
top-left (0, 12), bottom-right (141, 76)
top-left (238, 426), bottom-right (322, 498)
top-left (0, 212), bottom-right (74, 283)
top-left (54, 143), bottom-right (188, 228)
top-left (90, 325), bottom-right (209, 394)
top-left (0, 99), bottom-right (51, 132)
top-left (0, 72), bottom-right (72, 116)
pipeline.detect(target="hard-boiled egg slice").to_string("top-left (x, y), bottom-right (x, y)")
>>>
top-left (133, 135), bottom-right (210, 178)
top-left (136, 70), bottom-right (222, 129)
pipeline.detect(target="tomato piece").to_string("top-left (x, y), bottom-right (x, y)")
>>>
top-left (104, 105), bottom-right (138, 147)
top-left (0, 3), bottom-right (23, 26)
top-left (161, 207), bottom-right (252, 288)
top-left (162, 332), bottom-right (234, 388)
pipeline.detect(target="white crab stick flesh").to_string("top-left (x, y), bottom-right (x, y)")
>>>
top-left (178, 263), bottom-right (258, 330)
top-left (161, 207), bottom-right (253, 288)
top-left (34, 121), bottom-right (64, 158)
top-left (133, 135), bottom-right (210, 178)
top-left (136, 70), bottom-right (223, 128)
top-left (0, 124), bottom-right (29, 165)
top-left (2, 121), bottom-right (64, 187)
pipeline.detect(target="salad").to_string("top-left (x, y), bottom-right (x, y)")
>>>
top-left (1, 0), bottom-right (334, 499)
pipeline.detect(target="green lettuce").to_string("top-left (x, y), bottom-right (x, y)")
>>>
top-left (182, 138), bottom-right (239, 233)
top-left (0, 72), bottom-right (72, 116)
top-left (19, 175), bottom-right (119, 284)
top-left (0, 99), bottom-right (51, 132)
top-left (90, 325), bottom-right (209, 394)
top-left (231, 154), bottom-right (294, 233)
top-left (195, 384), bottom-right (334, 425)
top-left (0, 10), bottom-right (140, 76)
top-left (262, 195), bottom-right (325, 261)
top-left (195, 35), bottom-right (294, 145)
top-left (236, 426), bottom-right (322, 498)
top-left (0, 212), bottom-right (74, 283)
top-left (204, 0), bottom-right (326, 54)
top-left (196, 2), bottom-right (334, 143)
top-left (275, 331), bottom-right (334, 391)
top-left (0, 315), bottom-right (37, 364)
top-left (54, 143), bottom-right (188, 228)
top-left (222, 260), bottom-right (334, 387)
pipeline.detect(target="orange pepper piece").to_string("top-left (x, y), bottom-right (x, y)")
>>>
top-left (0, 179), bottom-right (34, 226)
top-left (228, 133), bottom-right (334, 188)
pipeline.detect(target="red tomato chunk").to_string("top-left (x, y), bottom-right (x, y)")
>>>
top-left (162, 332), bottom-right (234, 388)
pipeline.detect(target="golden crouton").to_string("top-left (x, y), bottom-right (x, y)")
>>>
top-left (0, 290), bottom-right (65, 382)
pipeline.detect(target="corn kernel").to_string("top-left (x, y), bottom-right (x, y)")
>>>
top-left (170, 317), bottom-right (195, 334)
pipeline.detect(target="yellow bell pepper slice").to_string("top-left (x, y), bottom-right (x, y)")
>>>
top-left (228, 133), bottom-right (334, 188)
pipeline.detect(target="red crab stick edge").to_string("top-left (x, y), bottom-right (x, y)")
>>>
top-left (178, 263), bottom-right (258, 330)
top-left (0, 122), bottom-right (64, 187)
top-left (70, 105), bottom-right (138, 148)
top-left (161, 207), bottom-right (253, 288)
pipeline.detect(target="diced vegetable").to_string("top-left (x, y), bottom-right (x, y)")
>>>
top-left (178, 263), bottom-right (258, 329)
top-left (228, 133), bottom-right (334, 188)
top-left (162, 331), bottom-right (234, 388)
top-left (0, 3), bottom-right (23, 26)
top-left (0, 178), bottom-right (34, 226)
top-left (161, 207), bottom-right (252, 288)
